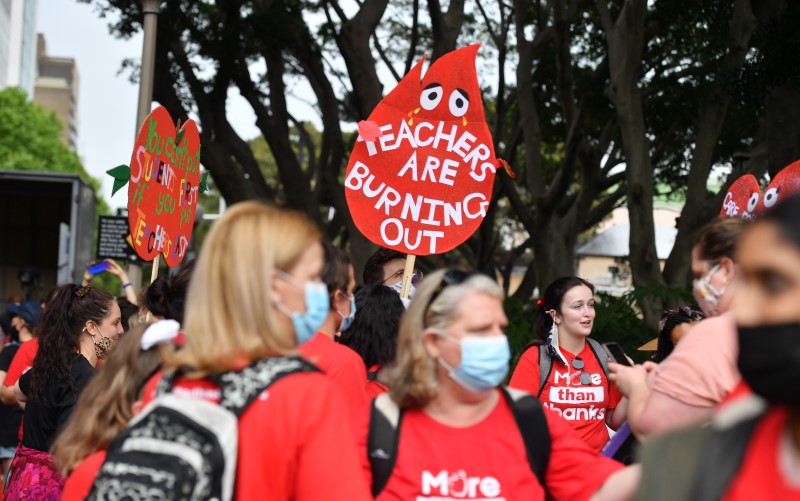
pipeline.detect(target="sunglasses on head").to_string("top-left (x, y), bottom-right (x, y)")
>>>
top-left (424, 269), bottom-right (472, 315)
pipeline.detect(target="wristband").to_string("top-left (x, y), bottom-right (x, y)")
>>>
top-left (122, 282), bottom-right (133, 289)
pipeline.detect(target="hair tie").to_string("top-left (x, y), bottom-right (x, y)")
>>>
top-left (73, 285), bottom-right (91, 298)
top-left (141, 319), bottom-right (181, 351)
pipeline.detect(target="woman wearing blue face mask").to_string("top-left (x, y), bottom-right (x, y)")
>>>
top-left (355, 269), bottom-right (639, 501)
top-left (140, 202), bottom-right (371, 501)
top-left (299, 241), bottom-right (368, 416)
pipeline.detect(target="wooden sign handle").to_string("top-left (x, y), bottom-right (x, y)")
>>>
top-left (400, 255), bottom-right (417, 299)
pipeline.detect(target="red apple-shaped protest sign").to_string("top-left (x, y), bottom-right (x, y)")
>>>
top-left (720, 174), bottom-right (760, 220)
top-left (127, 106), bottom-right (201, 267)
top-left (344, 44), bottom-right (504, 255)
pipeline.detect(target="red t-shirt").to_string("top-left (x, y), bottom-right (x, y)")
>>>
top-left (509, 343), bottom-right (622, 452)
top-left (354, 391), bottom-right (623, 501)
top-left (366, 364), bottom-right (389, 399)
top-left (723, 406), bottom-right (800, 500)
top-left (70, 368), bottom-right (372, 501)
top-left (62, 450), bottom-right (107, 500)
top-left (2, 338), bottom-right (38, 386)
top-left (299, 332), bottom-right (368, 415)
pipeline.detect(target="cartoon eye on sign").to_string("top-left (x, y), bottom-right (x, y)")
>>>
top-left (344, 44), bottom-right (509, 256)
top-left (720, 174), bottom-right (760, 221)
top-left (756, 160), bottom-right (800, 215)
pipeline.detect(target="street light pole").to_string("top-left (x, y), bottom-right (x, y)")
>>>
top-left (127, 0), bottom-right (161, 291)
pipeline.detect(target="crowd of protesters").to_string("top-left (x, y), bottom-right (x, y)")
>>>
top-left (0, 192), bottom-right (797, 500)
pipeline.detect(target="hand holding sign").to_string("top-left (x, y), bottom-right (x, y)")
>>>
top-left (345, 44), bottom-right (502, 256)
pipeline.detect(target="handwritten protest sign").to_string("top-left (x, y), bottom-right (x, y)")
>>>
top-left (720, 174), bottom-right (760, 220)
top-left (126, 106), bottom-right (201, 268)
top-left (344, 44), bottom-right (504, 256)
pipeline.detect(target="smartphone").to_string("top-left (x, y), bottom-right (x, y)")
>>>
top-left (603, 342), bottom-right (633, 367)
top-left (88, 261), bottom-right (110, 275)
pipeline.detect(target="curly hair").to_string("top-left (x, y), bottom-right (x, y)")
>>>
top-left (27, 284), bottom-right (115, 405)
top-left (339, 284), bottom-right (405, 368)
top-left (52, 322), bottom-right (163, 473)
top-left (141, 260), bottom-right (195, 325)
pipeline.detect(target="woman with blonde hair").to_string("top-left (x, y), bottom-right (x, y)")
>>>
top-left (110, 202), bottom-right (370, 500)
top-left (356, 269), bottom-right (638, 500)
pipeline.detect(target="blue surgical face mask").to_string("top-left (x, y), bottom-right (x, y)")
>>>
top-left (338, 293), bottom-right (356, 332)
top-left (438, 335), bottom-right (510, 393)
top-left (276, 272), bottom-right (330, 345)
top-left (391, 281), bottom-right (416, 298)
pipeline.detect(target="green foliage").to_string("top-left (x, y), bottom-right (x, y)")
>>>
top-left (504, 297), bottom-right (535, 372)
top-left (592, 283), bottom-right (695, 364)
top-left (0, 87), bottom-right (110, 214)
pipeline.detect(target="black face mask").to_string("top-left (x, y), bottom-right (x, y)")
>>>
top-left (738, 323), bottom-right (800, 408)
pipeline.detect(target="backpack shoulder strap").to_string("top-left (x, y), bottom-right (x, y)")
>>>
top-left (585, 338), bottom-right (610, 393)
top-left (501, 387), bottom-right (550, 489)
top-left (692, 397), bottom-right (766, 501)
top-left (536, 345), bottom-right (553, 398)
top-left (367, 392), bottom-right (404, 497)
top-left (636, 396), bottom-right (766, 501)
top-left (636, 424), bottom-right (712, 501)
top-left (216, 356), bottom-right (318, 416)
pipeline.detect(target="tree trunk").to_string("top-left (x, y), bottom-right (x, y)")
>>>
top-left (598, 0), bottom-right (663, 327)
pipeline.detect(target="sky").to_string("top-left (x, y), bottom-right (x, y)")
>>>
top-left (36, 0), bottom-right (263, 211)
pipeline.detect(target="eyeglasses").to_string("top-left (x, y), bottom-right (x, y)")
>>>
top-left (383, 268), bottom-right (424, 286)
top-left (424, 269), bottom-right (472, 315)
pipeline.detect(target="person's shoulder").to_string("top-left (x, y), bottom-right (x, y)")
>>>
top-left (675, 314), bottom-right (736, 349)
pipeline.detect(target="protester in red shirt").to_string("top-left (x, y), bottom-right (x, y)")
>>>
top-left (510, 277), bottom-right (627, 452)
top-left (339, 283), bottom-right (405, 398)
top-left (101, 202), bottom-right (369, 500)
top-left (0, 300), bottom-right (41, 406)
top-left (53, 321), bottom-right (167, 499)
top-left (357, 269), bottom-right (638, 501)
top-left (299, 241), bottom-right (368, 414)
top-left (635, 194), bottom-right (800, 500)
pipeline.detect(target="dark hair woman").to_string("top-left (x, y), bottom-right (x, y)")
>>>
top-left (5, 284), bottom-right (123, 501)
top-left (338, 284), bottom-right (405, 397)
top-left (509, 276), bottom-right (627, 452)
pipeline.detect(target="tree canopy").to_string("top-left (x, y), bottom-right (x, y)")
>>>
top-left (84, 0), bottom-right (796, 326)
top-left (0, 86), bottom-right (110, 214)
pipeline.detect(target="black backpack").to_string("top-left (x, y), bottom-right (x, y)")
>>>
top-left (366, 387), bottom-right (551, 497)
top-left (87, 356), bottom-right (317, 501)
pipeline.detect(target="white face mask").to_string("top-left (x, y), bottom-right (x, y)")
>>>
top-left (692, 263), bottom-right (727, 316)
